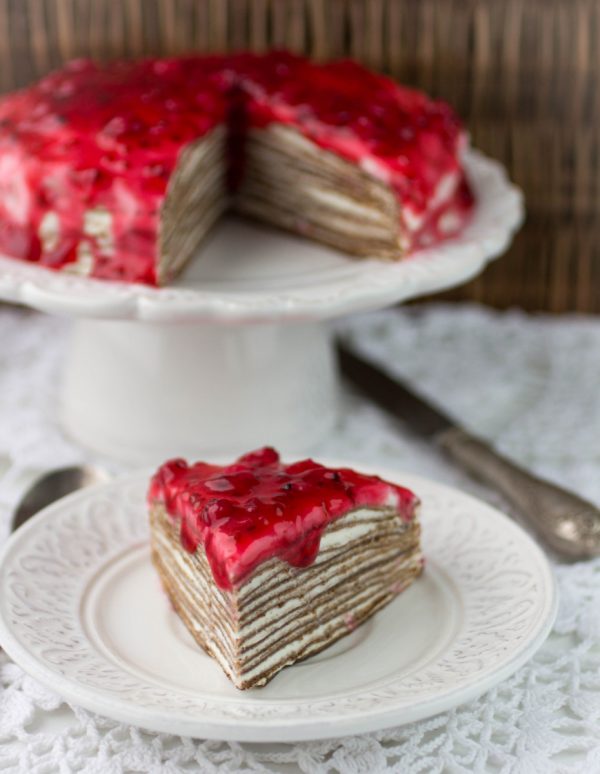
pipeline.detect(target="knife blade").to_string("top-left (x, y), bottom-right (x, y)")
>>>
top-left (337, 342), bottom-right (600, 560)
top-left (337, 343), bottom-right (453, 439)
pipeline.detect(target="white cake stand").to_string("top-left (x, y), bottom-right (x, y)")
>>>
top-left (0, 150), bottom-right (523, 464)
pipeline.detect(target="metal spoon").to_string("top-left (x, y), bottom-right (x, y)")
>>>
top-left (11, 465), bottom-right (108, 532)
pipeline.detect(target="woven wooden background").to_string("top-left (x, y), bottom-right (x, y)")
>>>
top-left (0, 0), bottom-right (598, 312)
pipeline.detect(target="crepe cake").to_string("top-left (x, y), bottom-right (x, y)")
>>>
top-left (0, 52), bottom-right (473, 285)
top-left (148, 447), bottom-right (422, 689)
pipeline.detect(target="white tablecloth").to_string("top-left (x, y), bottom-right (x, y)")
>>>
top-left (1, 303), bottom-right (599, 773)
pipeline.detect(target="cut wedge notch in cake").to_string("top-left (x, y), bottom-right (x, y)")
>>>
top-left (148, 447), bottom-right (423, 689)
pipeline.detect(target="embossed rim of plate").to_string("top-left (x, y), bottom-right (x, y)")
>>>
top-left (0, 465), bottom-right (556, 742)
top-left (0, 149), bottom-right (524, 323)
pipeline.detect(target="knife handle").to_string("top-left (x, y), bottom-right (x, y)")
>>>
top-left (437, 427), bottom-right (600, 559)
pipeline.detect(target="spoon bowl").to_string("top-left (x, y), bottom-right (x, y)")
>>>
top-left (12, 465), bottom-right (108, 533)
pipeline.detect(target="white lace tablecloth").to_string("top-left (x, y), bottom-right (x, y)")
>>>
top-left (1, 302), bottom-right (599, 773)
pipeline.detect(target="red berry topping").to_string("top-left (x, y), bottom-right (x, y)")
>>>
top-left (148, 447), bottom-right (419, 590)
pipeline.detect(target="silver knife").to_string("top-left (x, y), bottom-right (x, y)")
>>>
top-left (337, 343), bottom-right (600, 560)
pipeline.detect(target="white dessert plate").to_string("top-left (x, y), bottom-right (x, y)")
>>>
top-left (0, 464), bottom-right (556, 743)
top-left (0, 149), bottom-right (522, 323)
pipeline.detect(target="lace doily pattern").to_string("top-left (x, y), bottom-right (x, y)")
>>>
top-left (1, 303), bottom-right (600, 772)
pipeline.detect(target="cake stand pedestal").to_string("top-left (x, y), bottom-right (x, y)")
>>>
top-left (61, 317), bottom-right (338, 463)
top-left (0, 150), bottom-right (523, 464)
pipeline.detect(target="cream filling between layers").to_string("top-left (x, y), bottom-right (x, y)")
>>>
top-left (234, 125), bottom-right (403, 257)
top-left (213, 560), bottom-right (421, 685)
top-left (239, 548), bottom-right (423, 668)
top-left (150, 502), bottom-right (422, 688)
top-left (154, 523), bottom-right (422, 685)
top-left (237, 554), bottom-right (423, 684)
top-left (158, 126), bottom-right (227, 283)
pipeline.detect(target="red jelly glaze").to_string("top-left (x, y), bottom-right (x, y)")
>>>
top-left (148, 446), bottom-right (419, 591)
top-left (0, 57), bottom-right (229, 284)
top-left (0, 51), bottom-right (473, 285)
top-left (237, 53), bottom-right (471, 223)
